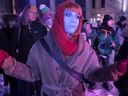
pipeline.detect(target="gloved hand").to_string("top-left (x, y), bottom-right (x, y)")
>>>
top-left (117, 59), bottom-right (128, 74)
top-left (0, 50), bottom-right (9, 67)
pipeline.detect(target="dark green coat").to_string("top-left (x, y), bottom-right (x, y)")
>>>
top-left (89, 28), bottom-right (119, 56)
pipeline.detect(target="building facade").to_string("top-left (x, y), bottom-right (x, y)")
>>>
top-left (90, 0), bottom-right (128, 23)
top-left (1, 0), bottom-right (128, 24)
top-left (90, 0), bottom-right (115, 23)
top-left (114, 0), bottom-right (128, 23)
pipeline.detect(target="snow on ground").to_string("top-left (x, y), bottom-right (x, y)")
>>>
top-left (84, 81), bottom-right (119, 96)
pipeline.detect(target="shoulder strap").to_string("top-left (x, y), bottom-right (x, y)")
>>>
top-left (40, 38), bottom-right (84, 83)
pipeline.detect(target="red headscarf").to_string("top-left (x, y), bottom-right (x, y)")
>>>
top-left (52, 1), bottom-right (82, 56)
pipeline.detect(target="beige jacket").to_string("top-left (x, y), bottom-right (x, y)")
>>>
top-left (2, 29), bottom-right (122, 96)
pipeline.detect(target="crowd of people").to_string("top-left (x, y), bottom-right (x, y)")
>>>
top-left (0, 1), bottom-right (127, 96)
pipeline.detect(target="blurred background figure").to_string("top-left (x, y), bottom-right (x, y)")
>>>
top-left (114, 16), bottom-right (127, 56)
top-left (97, 20), bottom-right (102, 28)
top-left (1, 14), bottom-right (19, 96)
top-left (2, 14), bottom-right (19, 42)
top-left (114, 16), bottom-right (127, 46)
top-left (39, 4), bottom-right (53, 31)
top-left (81, 22), bottom-right (92, 45)
top-left (82, 19), bottom-right (88, 25)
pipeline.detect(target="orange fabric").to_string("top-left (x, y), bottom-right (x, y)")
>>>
top-left (30, 5), bottom-right (38, 11)
top-left (102, 29), bottom-right (111, 38)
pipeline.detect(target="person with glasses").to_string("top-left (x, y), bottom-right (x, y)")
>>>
top-left (10, 5), bottom-right (47, 96)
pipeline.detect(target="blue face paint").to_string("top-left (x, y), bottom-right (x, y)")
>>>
top-left (64, 9), bottom-right (80, 34)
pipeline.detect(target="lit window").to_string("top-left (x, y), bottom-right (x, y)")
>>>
top-left (123, 0), bottom-right (127, 12)
top-left (93, 18), bottom-right (96, 22)
top-left (97, 14), bottom-right (100, 17)
top-left (90, 18), bottom-right (92, 23)
top-left (97, 18), bottom-right (100, 21)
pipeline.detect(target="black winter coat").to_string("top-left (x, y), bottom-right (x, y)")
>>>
top-left (11, 21), bottom-right (47, 63)
top-left (0, 29), bottom-right (10, 54)
top-left (114, 37), bottom-right (128, 92)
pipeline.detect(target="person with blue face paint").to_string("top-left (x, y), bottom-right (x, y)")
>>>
top-left (64, 9), bottom-right (80, 34)
top-left (0, 1), bottom-right (127, 96)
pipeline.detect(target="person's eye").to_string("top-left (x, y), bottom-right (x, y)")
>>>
top-left (76, 15), bottom-right (80, 19)
top-left (66, 13), bottom-right (70, 17)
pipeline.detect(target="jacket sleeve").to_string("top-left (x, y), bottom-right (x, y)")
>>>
top-left (113, 33), bottom-right (119, 49)
top-left (2, 43), bottom-right (41, 82)
top-left (88, 29), bottom-right (98, 46)
top-left (84, 59), bottom-right (122, 82)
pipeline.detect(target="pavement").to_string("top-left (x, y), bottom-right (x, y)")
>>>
top-left (84, 81), bottom-right (119, 96)
top-left (0, 74), bottom-right (119, 96)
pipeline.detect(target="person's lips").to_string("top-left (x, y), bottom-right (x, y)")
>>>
top-left (69, 25), bottom-right (76, 28)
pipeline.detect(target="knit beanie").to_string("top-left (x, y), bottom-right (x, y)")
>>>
top-left (39, 4), bottom-right (51, 16)
top-left (103, 14), bottom-right (113, 25)
top-left (120, 16), bottom-right (126, 21)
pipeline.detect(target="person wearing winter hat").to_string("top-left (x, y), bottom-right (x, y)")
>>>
top-left (113, 16), bottom-right (127, 56)
top-left (89, 14), bottom-right (119, 90)
top-left (0, 2), bottom-right (126, 96)
top-left (39, 4), bottom-right (53, 31)
top-left (114, 16), bottom-right (127, 46)
top-left (81, 22), bottom-right (92, 46)
top-left (39, 4), bottom-right (51, 16)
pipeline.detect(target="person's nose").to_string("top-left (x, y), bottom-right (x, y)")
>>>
top-left (71, 16), bottom-right (76, 23)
